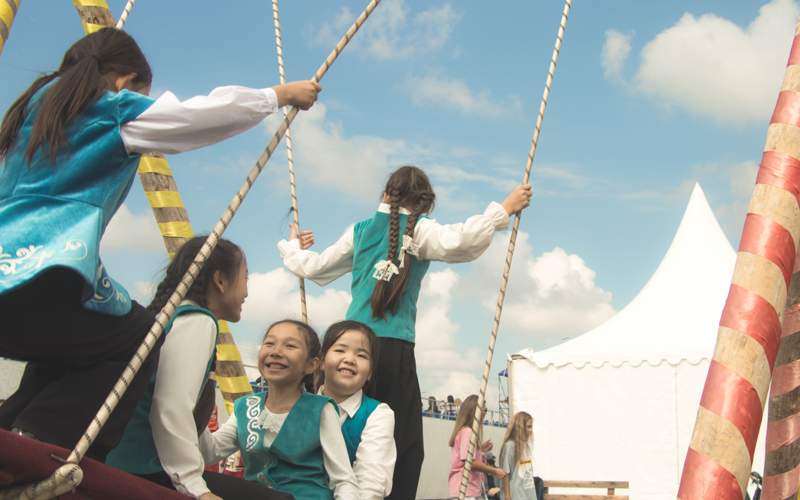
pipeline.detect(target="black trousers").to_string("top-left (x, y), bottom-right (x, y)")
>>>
top-left (366, 337), bottom-right (424, 500)
top-left (140, 470), bottom-right (295, 500)
top-left (0, 269), bottom-right (160, 461)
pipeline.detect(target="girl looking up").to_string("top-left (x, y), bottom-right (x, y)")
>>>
top-left (448, 395), bottom-right (506, 499)
top-left (202, 320), bottom-right (358, 499)
top-left (317, 320), bottom-right (396, 499)
top-left (106, 237), bottom-right (290, 500)
top-left (0, 28), bottom-right (319, 458)
top-left (278, 165), bottom-right (531, 498)
top-left (498, 411), bottom-right (537, 500)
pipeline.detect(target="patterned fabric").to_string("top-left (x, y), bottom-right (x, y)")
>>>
top-left (0, 81), bottom-right (154, 316)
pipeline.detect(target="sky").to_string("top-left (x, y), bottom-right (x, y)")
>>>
top-left (2, 0), bottom-right (797, 404)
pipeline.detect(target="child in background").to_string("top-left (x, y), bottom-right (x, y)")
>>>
top-left (317, 320), bottom-right (396, 499)
top-left (279, 165), bottom-right (531, 498)
top-left (202, 320), bottom-right (358, 499)
top-left (448, 395), bottom-right (506, 499)
top-left (498, 412), bottom-right (537, 500)
top-left (0, 27), bottom-right (319, 458)
top-left (106, 237), bottom-right (289, 500)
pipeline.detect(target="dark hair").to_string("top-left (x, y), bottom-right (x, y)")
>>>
top-left (370, 165), bottom-right (436, 319)
top-left (0, 28), bottom-right (152, 162)
top-left (148, 236), bottom-right (243, 316)
top-left (263, 319), bottom-right (321, 392)
top-left (316, 320), bottom-right (377, 390)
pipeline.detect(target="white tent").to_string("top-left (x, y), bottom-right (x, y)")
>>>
top-left (507, 184), bottom-right (766, 499)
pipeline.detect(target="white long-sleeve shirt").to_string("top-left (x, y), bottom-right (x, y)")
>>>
top-left (321, 388), bottom-right (396, 500)
top-left (199, 401), bottom-right (360, 499)
top-left (277, 201), bottom-right (510, 285)
top-left (149, 301), bottom-right (218, 498)
top-left (120, 86), bottom-right (279, 155)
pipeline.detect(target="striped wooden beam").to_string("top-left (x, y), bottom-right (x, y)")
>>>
top-left (678, 22), bottom-right (800, 500)
top-left (0, 0), bottom-right (21, 57)
top-left (71, 2), bottom-right (252, 413)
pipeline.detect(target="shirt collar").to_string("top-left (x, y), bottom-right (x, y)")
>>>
top-left (318, 386), bottom-right (364, 418)
top-left (377, 202), bottom-right (411, 216)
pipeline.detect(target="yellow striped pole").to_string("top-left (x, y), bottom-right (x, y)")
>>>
top-left (0, 0), bottom-right (21, 57)
top-left (72, 2), bottom-right (252, 413)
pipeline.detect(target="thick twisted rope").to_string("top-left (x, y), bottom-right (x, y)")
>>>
top-left (271, 0), bottom-right (308, 322)
top-left (0, 0), bottom-right (21, 58)
top-left (457, 1), bottom-right (572, 498)
top-left (115, 0), bottom-right (135, 29)
top-left (12, 1), bottom-right (380, 497)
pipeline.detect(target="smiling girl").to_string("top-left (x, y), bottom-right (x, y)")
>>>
top-left (317, 320), bottom-right (396, 499)
top-left (202, 320), bottom-right (358, 499)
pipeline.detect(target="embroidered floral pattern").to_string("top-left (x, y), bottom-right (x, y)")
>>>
top-left (0, 240), bottom-right (87, 281)
top-left (245, 396), bottom-right (262, 451)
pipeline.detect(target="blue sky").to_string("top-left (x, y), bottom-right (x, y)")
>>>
top-left (2, 0), bottom-right (796, 400)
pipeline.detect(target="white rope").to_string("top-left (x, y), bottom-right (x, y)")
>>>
top-left (115, 0), bottom-right (136, 30)
top-left (457, 1), bottom-right (573, 498)
top-left (271, 0), bottom-right (308, 322)
top-left (13, 1), bottom-right (382, 497)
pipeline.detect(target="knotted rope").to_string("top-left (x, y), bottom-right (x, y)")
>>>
top-left (457, 1), bottom-right (573, 498)
top-left (5, 1), bottom-right (381, 497)
top-left (271, 0), bottom-right (308, 322)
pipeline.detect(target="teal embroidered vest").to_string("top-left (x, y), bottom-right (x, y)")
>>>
top-left (105, 304), bottom-right (219, 474)
top-left (341, 394), bottom-right (380, 464)
top-left (346, 211), bottom-right (430, 343)
top-left (235, 391), bottom-right (336, 500)
top-left (0, 81), bottom-right (154, 316)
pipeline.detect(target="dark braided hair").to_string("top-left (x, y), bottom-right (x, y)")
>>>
top-left (0, 28), bottom-right (152, 162)
top-left (263, 319), bottom-right (321, 392)
top-left (370, 166), bottom-right (436, 319)
top-left (148, 236), bottom-right (243, 316)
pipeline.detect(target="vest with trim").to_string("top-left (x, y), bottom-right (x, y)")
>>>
top-left (341, 394), bottom-right (381, 464)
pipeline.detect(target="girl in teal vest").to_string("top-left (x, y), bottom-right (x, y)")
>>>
top-left (202, 320), bottom-right (358, 499)
top-left (106, 236), bottom-right (290, 500)
top-left (278, 165), bottom-right (532, 499)
top-left (317, 320), bottom-right (396, 499)
top-left (0, 28), bottom-right (319, 459)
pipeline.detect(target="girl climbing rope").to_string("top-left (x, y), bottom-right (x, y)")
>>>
top-left (0, 27), bottom-right (320, 459)
top-left (278, 165), bottom-right (531, 498)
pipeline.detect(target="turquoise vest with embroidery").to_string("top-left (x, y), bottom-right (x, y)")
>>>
top-left (105, 304), bottom-right (219, 474)
top-left (341, 394), bottom-right (380, 464)
top-left (346, 211), bottom-right (430, 343)
top-left (0, 81), bottom-right (154, 316)
top-left (235, 391), bottom-right (335, 500)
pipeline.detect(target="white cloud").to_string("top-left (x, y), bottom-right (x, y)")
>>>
top-left (475, 232), bottom-right (615, 348)
top-left (100, 204), bottom-right (163, 253)
top-left (132, 280), bottom-right (156, 304)
top-left (632, 0), bottom-right (798, 124)
top-left (602, 30), bottom-right (633, 81)
top-left (408, 75), bottom-right (514, 116)
top-left (311, 0), bottom-right (461, 60)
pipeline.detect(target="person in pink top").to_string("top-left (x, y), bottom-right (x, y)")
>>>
top-left (448, 395), bottom-right (507, 499)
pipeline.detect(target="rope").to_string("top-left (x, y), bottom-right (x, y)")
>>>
top-left (14, 1), bottom-right (381, 497)
top-left (271, 0), bottom-right (308, 322)
top-left (457, 1), bottom-right (573, 498)
top-left (115, 0), bottom-right (135, 30)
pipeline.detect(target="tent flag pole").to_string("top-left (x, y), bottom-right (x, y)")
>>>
top-left (71, 0), bottom-right (253, 415)
top-left (678, 20), bottom-right (800, 500)
top-left (457, 1), bottom-right (572, 498)
top-left (762, 246), bottom-right (800, 498)
top-left (0, 0), bottom-right (21, 57)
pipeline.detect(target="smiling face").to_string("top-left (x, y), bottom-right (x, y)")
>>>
top-left (321, 329), bottom-right (372, 401)
top-left (209, 256), bottom-right (248, 323)
top-left (258, 322), bottom-right (317, 388)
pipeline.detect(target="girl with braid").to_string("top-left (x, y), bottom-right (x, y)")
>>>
top-left (107, 236), bottom-right (291, 500)
top-left (277, 165), bottom-right (532, 499)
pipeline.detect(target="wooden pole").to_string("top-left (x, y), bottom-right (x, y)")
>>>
top-left (678, 21), bottom-right (800, 500)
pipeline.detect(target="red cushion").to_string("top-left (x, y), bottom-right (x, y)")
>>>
top-left (0, 429), bottom-right (187, 499)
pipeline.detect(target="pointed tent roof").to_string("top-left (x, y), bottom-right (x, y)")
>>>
top-left (517, 183), bottom-right (736, 368)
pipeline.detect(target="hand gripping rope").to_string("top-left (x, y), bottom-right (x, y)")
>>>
top-left (457, 1), bottom-right (573, 498)
top-left (271, 0), bottom-right (309, 322)
top-left (2, 1), bottom-right (381, 498)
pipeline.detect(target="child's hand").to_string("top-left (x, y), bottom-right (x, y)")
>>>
top-left (501, 184), bottom-right (533, 215)
top-left (480, 439), bottom-right (493, 452)
top-left (198, 493), bottom-right (223, 500)
top-left (274, 81), bottom-right (322, 110)
top-left (493, 467), bottom-right (508, 479)
top-left (289, 224), bottom-right (315, 249)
